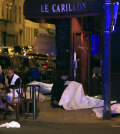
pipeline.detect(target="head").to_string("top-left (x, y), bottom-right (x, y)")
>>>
top-left (61, 72), bottom-right (69, 80)
top-left (7, 68), bottom-right (14, 78)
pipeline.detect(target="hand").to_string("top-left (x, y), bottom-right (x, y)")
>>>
top-left (65, 80), bottom-right (70, 84)
top-left (5, 83), bottom-right (9, 87)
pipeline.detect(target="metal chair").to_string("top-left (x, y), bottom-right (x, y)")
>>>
top-left (30, 68), bottom-right (42, 82)
top-left (23, 85), bottom-right (41, 118)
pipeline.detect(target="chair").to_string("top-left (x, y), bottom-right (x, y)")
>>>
top-left (4, 85), bottom-right (27, 121)
top-left (23, 85), bottom-right (41, 118)
top-left (30, 68), bottom-right (42, 82)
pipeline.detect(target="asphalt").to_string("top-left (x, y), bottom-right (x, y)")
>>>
top-left (0, 99), bottom-right (120, 124)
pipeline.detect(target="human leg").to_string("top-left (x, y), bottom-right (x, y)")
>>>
top-left (6, 92), bottom-right (13, 110)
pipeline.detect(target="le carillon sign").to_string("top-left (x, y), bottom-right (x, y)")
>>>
top-left (40, 2), bottom-right (86, 13)
top-left (24, 0), bottom-right (120, 17)
top-left (24, 0), bottom-right (106, 16)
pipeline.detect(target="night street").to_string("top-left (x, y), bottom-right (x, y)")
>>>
top-left (0, 121), bottom-right (120, 134)
top-left (1, 0), bottom-right (120, 133)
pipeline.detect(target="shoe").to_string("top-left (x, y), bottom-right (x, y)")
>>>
top-left (61, 106), bottom-right (64, 109)
top-left (3, 110), bottom-right (11, 115)
top-left (50, 101), bottom-right (61, 108)
top-left (52, 104), bottom-right (61, 108)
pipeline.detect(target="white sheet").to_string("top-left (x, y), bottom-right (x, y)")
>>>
top-left (25, 81), bottom-right (53, 102)
top-left (27, 81), bottom-right (53, 94)
top-left (93, 104), bottom-right (120, 118)
top-left (23, 92), bottom-right (45, 102)
top-left (59, 81), bottom-right (105, 110)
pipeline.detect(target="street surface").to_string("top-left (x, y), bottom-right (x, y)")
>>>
top-left (0, 121), bottom-right (120, 134)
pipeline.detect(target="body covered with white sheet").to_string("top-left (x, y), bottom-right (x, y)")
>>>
top-left (59, 81), bottom-right (104, 110)
top-left (25, 81), bottom-right (53, 102)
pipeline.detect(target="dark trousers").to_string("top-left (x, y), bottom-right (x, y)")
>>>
top-left (51, 88), bottom-right (65, 102)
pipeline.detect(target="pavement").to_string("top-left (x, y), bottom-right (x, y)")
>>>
top-left (0, 98), bottom-right (120, 124)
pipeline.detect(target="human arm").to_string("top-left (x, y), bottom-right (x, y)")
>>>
top-left (5, 78), bottom-right (21, 89)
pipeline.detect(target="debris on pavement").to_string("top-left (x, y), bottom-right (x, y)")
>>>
top-left (0, 121), bottom-right (20, 128)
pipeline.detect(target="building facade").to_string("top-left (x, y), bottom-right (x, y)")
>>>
top-left (24, 19), bottom-right (56, 55)
top-left (0, 0), bottom-right (56, 54)
top-left (0, 0), bottom-right (24, 46)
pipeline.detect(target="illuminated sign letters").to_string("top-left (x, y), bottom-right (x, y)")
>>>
top-left (40, 2), bottom-right (87, 13)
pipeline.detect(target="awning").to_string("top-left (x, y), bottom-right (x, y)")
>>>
top-left (24, 0), bottom-right (120, 19)
top-left (23, 0), bottom-right (104, 19)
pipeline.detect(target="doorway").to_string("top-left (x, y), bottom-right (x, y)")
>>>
top-left (73, 30), bottom-right (103, 95)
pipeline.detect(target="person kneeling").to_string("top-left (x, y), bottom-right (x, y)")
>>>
top-left (50, 72), bottom-right (69, 108)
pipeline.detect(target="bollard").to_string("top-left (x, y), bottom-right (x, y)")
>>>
top-left (32, 85), bottom-right (36, 119)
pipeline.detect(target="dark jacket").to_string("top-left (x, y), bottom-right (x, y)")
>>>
top-left (51, 76), bottom-right (67, 101)
top-left (2, 74), bottom-right (21, 89)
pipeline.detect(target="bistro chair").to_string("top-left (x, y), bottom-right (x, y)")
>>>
top-left (4, 85), bottom-right (27, 121)
top-left (30, 68), bottom-right (42, 82)
top-left (23, 85), bottom-right (41, 118)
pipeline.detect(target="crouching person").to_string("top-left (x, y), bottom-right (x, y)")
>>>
top-left (0, 68), bottom-right (21, 113)
top-left (50, 72), bottom-right (69, 108)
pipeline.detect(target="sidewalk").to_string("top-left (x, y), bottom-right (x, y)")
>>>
top-left (1, 100), bottom-right (120, 124)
